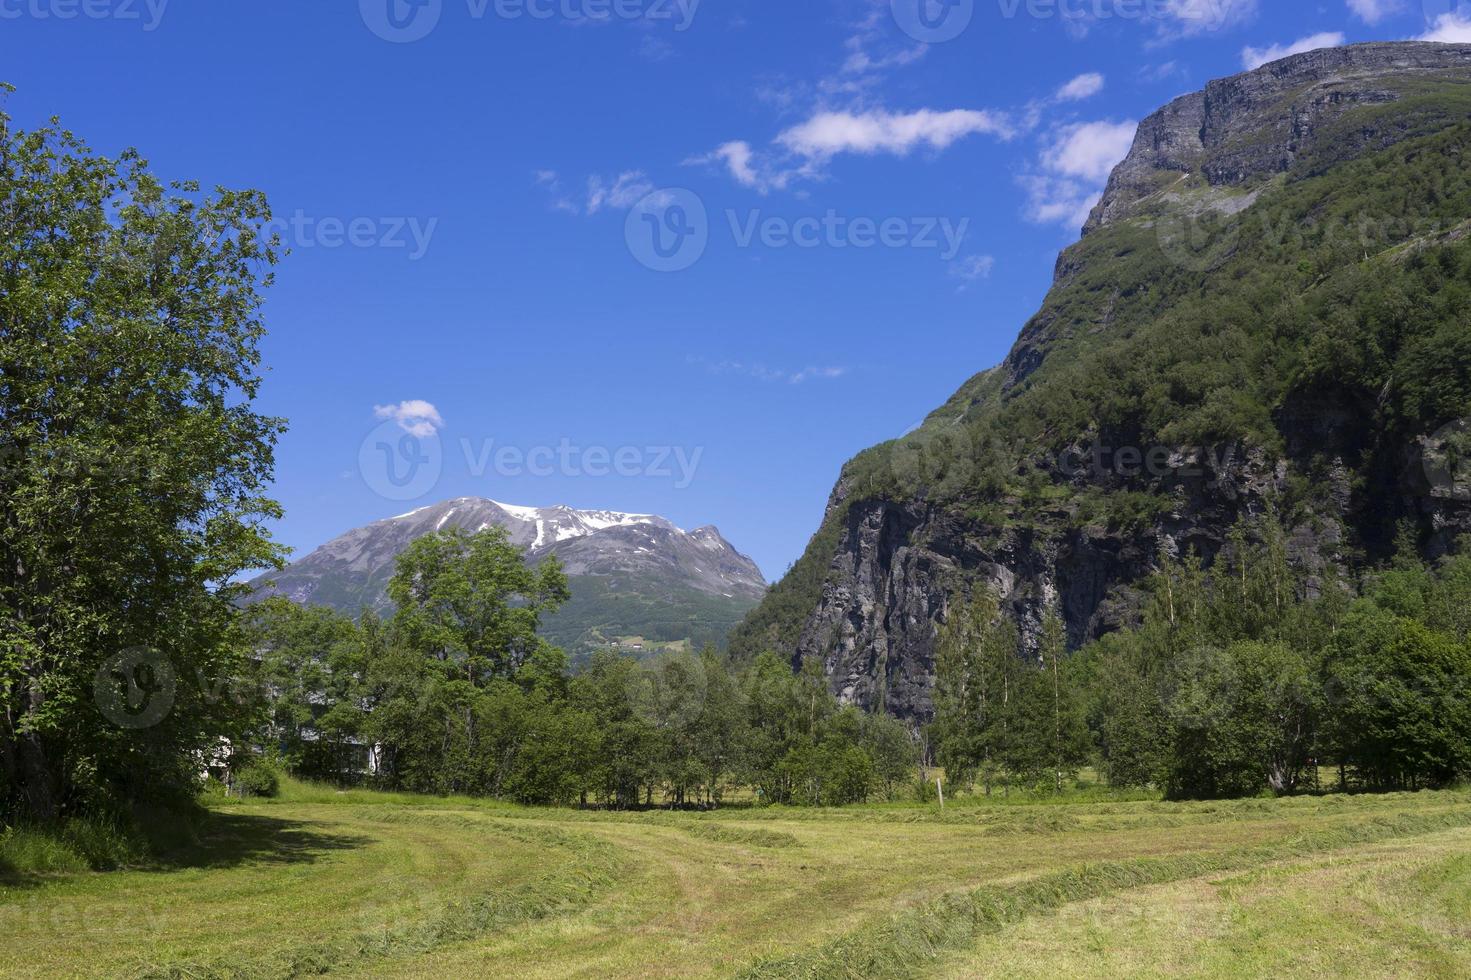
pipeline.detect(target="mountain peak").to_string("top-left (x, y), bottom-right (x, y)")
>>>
top-left (251, 496), bottom-right (767, 654)
top-left (1085, 41), bottom-right (1471, 236)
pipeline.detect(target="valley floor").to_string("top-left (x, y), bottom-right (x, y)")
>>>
top-left (2, 785), bottom-right (1470, 978)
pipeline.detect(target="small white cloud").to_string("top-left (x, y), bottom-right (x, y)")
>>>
top-left (1419, 12), bottom-right (1471, 42)
top-left (1056, 72), bottom-right (1106, 102)
top-left (1241, 31), bottom-right (1347, 71)
top-left (950, 255), bottom-right (996, 291)
top-left (1346, 0), bottom-right (1404, 25)
top-left (374, 400), bottom-right (444, 438)
top-left (951, 254), bottom-right (995, 280)
top-left (776, 108), bottom-right (1015, 159)
top-left (586, 171), bottom-right (656, 214)
top-left (533, 170), bottom-right (579, 214)
top-left (684, 141), bottom-right (815, 195)
top-left (1043, 120), bottom-right (1138, 182)
top-left (788, 366), bottom-right (849, 384)
top-left (691, 141), bottom-right (762, 189)
top-left (1139, 60), bottom-right (1184, 84)
top-left (692, 358), bottom-right (847, 385)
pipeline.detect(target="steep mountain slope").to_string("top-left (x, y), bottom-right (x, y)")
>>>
top-left (731, 42), bottom-right (1471, 722)
top-left (250, 498), bottom-right (766, 654)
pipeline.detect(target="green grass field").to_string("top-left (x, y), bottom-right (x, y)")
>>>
top-left (3, 783), bottom-right (1470, 979)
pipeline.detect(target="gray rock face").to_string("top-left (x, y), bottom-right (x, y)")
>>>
top-left (249, 498), bottom-right (766, 653)
top-left (800, 455), bottom-right (1323, 722)
top-left (758, 42), bottom-right (1471, 724)
top-left (1086, 42), bottom-right (1471, 233)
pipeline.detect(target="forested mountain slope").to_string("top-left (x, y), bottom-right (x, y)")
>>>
top-left (731, 42), bottom-right (1471, 721)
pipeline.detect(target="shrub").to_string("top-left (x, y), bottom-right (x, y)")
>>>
top-left (234, 759), bottom-right (282, 799)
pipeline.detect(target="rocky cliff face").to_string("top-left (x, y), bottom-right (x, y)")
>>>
top-left (732, 42), bottom-right (1471, 723)
top-left (1086, 43), bottom-right (1471, 233)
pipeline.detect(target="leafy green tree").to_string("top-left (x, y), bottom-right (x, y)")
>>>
top-left (933, 590), bottom-right (1023, 794)
top-left (1325, 605), bottom-right (1471, 790)
top-left (0, 99), bottom-right (284, 821)
top-left (363, 527), bottom-right (569, 796)
top-left (860, 711), bottom-right (919, 801)
top-left (389, 526), bottom-right (570, 684)
top-left (245, 599), bottom-right (367, 781)
top-left (1006, 613), bottom-right (1092, 791)
top-left (1166, 641), bottom-right (1319, 799)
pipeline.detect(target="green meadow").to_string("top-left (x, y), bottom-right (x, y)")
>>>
top-left (4, 781), bottom-right (1470, 979)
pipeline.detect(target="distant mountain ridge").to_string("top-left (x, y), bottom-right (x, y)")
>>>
top-left (250, 498), bottom-right (767, 655)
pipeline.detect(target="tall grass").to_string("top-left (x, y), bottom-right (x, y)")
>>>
top-left (0, 804), bottom-right (201, 877)
top-left (0, 817), bottom-right (142, 875)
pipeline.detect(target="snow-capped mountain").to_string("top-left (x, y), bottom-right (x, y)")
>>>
top-left (248, 498), bottom-right (767, 654)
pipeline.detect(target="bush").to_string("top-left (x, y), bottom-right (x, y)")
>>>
top-left (234, 759), bottom-right (282, 799)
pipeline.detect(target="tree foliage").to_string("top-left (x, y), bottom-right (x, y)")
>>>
top-left (0, 99), bottom-right (284, 822)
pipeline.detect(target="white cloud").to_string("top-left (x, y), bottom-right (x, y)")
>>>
top-left (1155, 0), bottom-right (1260, 41)
top-left (374, 401), bottom-right (444, 438)
top-left (951, 254), bottom-right (996, 280)
top-left (1022, 119), bottom-right (1136, 231)
top-left (689, 141), bottom-right (763, 190)
top-left (684, 141), bottom-right (817, 194)
top-left (824, 1), bottom-right (928, 96)
top-left (1021, 176), bottom-right (1104, 230)
top-left (695, 106), bottom-right (1014, 193)
top-left (950, 254), bottom-right (996, 291)
top-left (1346, 0), bottom-right (1404, 25)
top-left (1139, 60), bottom-right (1185, 84)
top-left (788, 366), bottom-right (849, 384)
top-left (1043, 120), bottom-right (1138, 182)
top-left (1056, 72), bottom-right (1105, 102)
top-left (585, 171), bottom-right (656, 214)
top-left (533, 170), bottom-right (579, 214)
top-left (776, 108), bottom-right (1015, 159)
top-left (1241, 31), bottom-right (1347, 70)
top-left (692, 358), bottom-right (848, 385)
top-left (1419, 12), bottom-right (1471, 42)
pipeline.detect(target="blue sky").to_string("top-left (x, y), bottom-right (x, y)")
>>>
top-left (6, 0), bottom-right (1469, 580)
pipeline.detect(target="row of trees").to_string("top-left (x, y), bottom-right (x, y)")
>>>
top-left (931, 599), bottom-right (1091, 796)
top-left (931, 519), bottom-right (1471, 801)
top-left (249, 527), bottom-right (918, 808)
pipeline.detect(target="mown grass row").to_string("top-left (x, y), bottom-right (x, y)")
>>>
top-left (737, 801), bottom-right (1471, 980)
top-left (131, 821), bottom-right (627, 980)
top-left (681, 823), bottom-right (801, 849)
